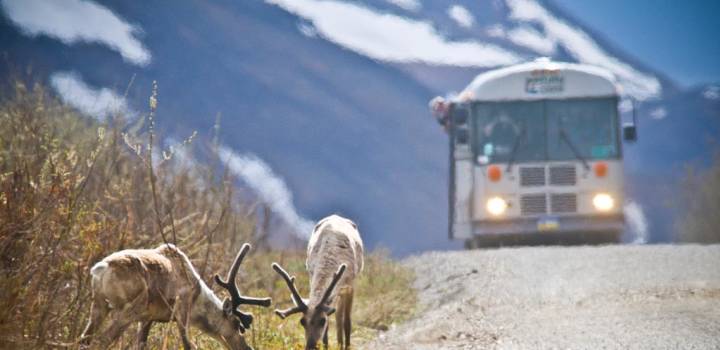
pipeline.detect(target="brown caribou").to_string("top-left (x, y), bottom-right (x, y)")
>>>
top-left (80, 243), bottom-right (271, 349)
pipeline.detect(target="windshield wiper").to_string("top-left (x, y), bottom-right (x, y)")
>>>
top-left (559, 128), bottom-right (590, 170)
top-left (505, 125), bottom-right (526, 172)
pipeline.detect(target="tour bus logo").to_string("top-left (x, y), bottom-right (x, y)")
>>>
top-left (526, 70), bottom-right (564, 94)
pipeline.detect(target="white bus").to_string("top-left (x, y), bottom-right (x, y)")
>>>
top-left (431, 58), bottom-right (637, 247)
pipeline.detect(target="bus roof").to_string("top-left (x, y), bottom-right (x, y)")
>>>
top-left (457, 58), bottom-right (621, 102)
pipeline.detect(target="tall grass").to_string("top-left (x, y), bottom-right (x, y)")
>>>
top-left (676, 151), bottom-right (720, 243)
top-left (0, 80), bottom-right (415, 349)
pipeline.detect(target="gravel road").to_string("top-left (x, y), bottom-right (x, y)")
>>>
top-left (365, 244), bottom-right (720, 349)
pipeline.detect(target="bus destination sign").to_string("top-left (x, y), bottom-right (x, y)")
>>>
top-left (526, 69), bottom-right (564, 94)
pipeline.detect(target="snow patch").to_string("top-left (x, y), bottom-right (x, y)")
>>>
top-left (385, 0), bottom-right (421, 12)
top-left (1, 0), bottom-right (151, 65)
top-left (624, 201), bottom-right (648, 244)
top-left (266, 0), bottom-right (522, 67)
top-left (50, 71), bottom-right (135, 121)
top-left (486, 24), bottom-right (506, 38)
top-left (505, 0), bottom-right (660, 100)
top-left (507, 25), bottom-right (556, 55)
top-left (297, 21), bottom-right (318, 37)
top-left (618, 99), bottom-right (634, 113)
top-left (447, 5), bottom-right (474, 29)
top-left (650, 107), bottom-right (667, 120)
top-left (218, 146), bottom-right (314, 239)
top-left (703, 85), bottom-right (720, 100)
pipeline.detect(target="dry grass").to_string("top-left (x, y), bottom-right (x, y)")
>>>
top-left (676, 151), bottom-right (720, 243)
top-left (0, 80), bottom-right (416, 349)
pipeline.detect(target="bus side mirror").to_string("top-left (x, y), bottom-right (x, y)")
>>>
top-left (623, 124), bottom-right (637, 142)
top-left (622, 98), bottom-right (638, 142)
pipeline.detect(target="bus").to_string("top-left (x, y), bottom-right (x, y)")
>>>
top-left (430, 58), bottom-right (637, 248)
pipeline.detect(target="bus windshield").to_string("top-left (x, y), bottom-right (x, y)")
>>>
top-left (472, 98), bottom-right (619, 164)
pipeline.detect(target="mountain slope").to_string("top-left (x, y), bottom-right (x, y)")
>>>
top-left (0, 0), bottom-right (717, 253)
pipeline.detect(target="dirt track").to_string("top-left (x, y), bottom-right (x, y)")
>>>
top-left (365, 244), bottom-right (720, 349)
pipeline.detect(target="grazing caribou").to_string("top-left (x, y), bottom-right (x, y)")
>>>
top-left (80, 243), bottom-right (271, 350)
top-left (273, 215), bottom-right (364, 350)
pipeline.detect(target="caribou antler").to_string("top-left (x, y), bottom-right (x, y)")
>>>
top-left (215, 243), bottom-right (272, 329)
top-left (272, 263), bottom-right (308, 319)
top-left (319, 264), bottom-right (346, 307)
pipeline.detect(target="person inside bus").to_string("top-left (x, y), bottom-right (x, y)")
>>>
top-left (482, 113), bottom-right (521, 159)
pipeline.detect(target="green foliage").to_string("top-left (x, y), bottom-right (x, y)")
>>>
top-left (0, 81), bottom-right (415, 349)
top-left (677, 152), bottom-right (720, 243)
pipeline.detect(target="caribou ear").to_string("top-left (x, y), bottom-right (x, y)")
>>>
top-left (326, 307), bottom-right (336, 316)
top-left (222, 298), bottom-right (233, 316)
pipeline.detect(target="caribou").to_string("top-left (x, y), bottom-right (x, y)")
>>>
top-left (273, 215), bottom-right (364, 350)
top-left (80, 243), bottom-right (271, 350)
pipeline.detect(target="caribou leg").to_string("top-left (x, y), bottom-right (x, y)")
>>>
top-left (344, 291), bottom-right (354, 350)
top-left (95, 300), bottom-right (144, 348)
top-left (80, 294), bottom-right (110, 347)
top-left (336, 300), bottom-right (345, 349)
top-left (137, 321), bottom-right (153, 350)
top-left (323, 326), bottom-right (329, 350)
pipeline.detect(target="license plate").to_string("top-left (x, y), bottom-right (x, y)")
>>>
top-left (537, 217), bottom-right (559, 231)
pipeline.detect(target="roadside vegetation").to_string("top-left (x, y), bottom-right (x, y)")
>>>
top-left (677, 151), bottom-right (720, 243)
top-left (0, 80), bottom-right (416, 349)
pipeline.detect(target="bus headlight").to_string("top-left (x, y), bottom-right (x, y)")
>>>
top-left (592, 193), bottom-right (615, 211)
top-left (486, 197), bottom-right (508, 216)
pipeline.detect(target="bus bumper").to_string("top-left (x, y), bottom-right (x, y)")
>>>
top-left (472, 214), bottom-right (624, 236)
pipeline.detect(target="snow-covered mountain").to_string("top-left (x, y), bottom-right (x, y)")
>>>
top-left (1, 0), bottom-right (717, 254)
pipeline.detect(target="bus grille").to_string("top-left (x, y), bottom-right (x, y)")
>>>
top-left (521, 194), bottom-right (547, 215)
top-left (551, 193), bottom-right (577, 213)
top-left (520, 167), bottom-right (545, 187)
top-left (549, 165), bottom-right (576, 186)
